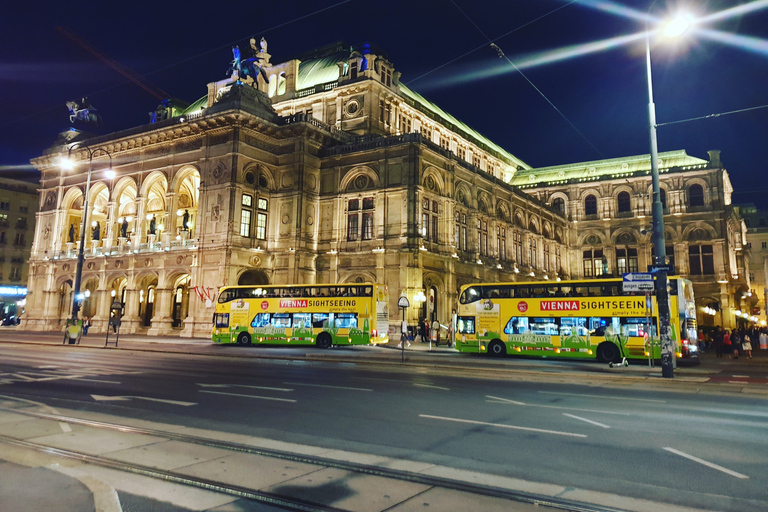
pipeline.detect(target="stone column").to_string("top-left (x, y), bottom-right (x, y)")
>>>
top-left (121, 289), bottom-right (142, 333)
top-left (147, 288), bottom-right (174, 336)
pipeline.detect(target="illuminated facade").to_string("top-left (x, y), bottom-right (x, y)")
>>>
top-left (0, 177), bottom-right (36, 316)
top-left (25, 41), bottom-right (745, 335)
top-left (737, 205), bottom-right (768, 326)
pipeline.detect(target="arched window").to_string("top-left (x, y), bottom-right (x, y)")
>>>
top-left (617, 191), bottom-right (631, 213)
top-left (552, 197), bottom-right (565, 213)
top-left (584, 195), bottom-right (597, 216)
top-left (277, 72), bottom-right (287, 96)
top-left (689, 184), bottom-right (704, 207)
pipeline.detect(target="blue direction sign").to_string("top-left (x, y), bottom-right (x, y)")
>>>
top-left (623, 272), bottom-right (654, 292)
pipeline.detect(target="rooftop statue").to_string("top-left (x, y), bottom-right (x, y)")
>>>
top-left (66, 97), bottom-right (103, 131)
top-left (227, 45), bottom-right (269, 85)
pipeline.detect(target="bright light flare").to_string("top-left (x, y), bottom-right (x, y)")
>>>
top-left (104, 169), bottom-right (116, 180)
top-left (696, 27), bottom-right (768, 57)
top-left (59, 157), bottom-right (75, 171)
top-left (664, 16), bottom-right (691, 38)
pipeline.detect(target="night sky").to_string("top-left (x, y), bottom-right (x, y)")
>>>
top-left (2, 1), bottom-right (767, 207)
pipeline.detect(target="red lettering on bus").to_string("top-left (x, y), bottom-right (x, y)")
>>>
top-left (261, 301), bottom-right (269, 310)
top-left (518, 301), bottom-right (528, 313)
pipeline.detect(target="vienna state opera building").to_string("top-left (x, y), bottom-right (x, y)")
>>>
top-left (24, 41), bottom-right (749, 336)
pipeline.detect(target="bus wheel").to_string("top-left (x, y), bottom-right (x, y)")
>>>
top-left (236, 332), bottom-right (251, 346)
top-left (597, 342), bottom-right (620, 363)
top-left (488, 340), bottom-right (506, 357)
top-left (316, 333), bottom-right (332, 349)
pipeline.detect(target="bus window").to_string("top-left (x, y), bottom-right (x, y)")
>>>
top-left (251, 313), bottom-right (270, 328)
top-left (457, 316), bottom-right (475, 334)
top-left (363, 286), bottom-right (372, 296)
top-left (531, 286), bottom-right (547, 298)
top-left (560, 317), bottom-right (588, 336)
top-left (460, 287), bottom-right (481, 304)
top-left (214, 313), bottom-right (229, 328)
top-left (335, 313), bottom-right (357, 329)
top-left (271, 313), bottom-right (291, 327)
top-left (482, 287), bottom-right (500, 299)
top-left (621, 317), bottom-right (648, 337)
top-left (589, 317), bottom-right (613, 336)
top-left (504, 317), bottom-right (529, 334)
top-left (293, 313), bottom-right (311, 329)
top-left (530, 318), bottom-right (558, 335)
top-left (312, 313), bottom-right (329, 328)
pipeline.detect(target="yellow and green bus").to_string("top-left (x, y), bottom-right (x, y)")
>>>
top-left (455, 276), bottom-right (698, 363)
top-left (212, 283), bottom-right (390, 348)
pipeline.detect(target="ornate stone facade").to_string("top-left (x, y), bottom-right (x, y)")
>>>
top-left (24, 41), bottom-right (745, 335)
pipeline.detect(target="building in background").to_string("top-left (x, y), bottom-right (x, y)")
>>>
top-left (24, 40), bottom-right (748, 335)
top-left (736, 204), bottom-right (768, 327)
top-left (0, 177), bottom-right (37, 322)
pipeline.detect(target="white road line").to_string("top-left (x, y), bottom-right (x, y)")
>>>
top-left (486, 395), bottom-right (629, 416)
top-left (36, 365), bottom-right (59, 369)
top-left (200, 390), bottom-right (296, 403)
top-left (197, 383), bottom-right (293, 392)
top-left (486, 395), bottom-right (526, 405)
top-left (413, 383), bottom-right (450, 390)
top-left (419, 414), bottom-right (587, 438)
top-left (563, 413), bottom-right (610, 429)
top-left (74, 378), bottom-right (122, 384)
top-left (284, 382), bottom-right (372, 392)
top-left (728, 381), bottom-right (747, 384)
top-left (58, 422), bottom-right (72, 433)
top-left (663, 447), bottom-right (749, 479)
top-left (539, 391), bottom-right (666, 403)
top-left (731, 375), bottom-right (750, 378)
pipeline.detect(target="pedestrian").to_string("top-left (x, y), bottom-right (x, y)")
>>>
top-left (713, 326), bottom-right (724, 357)
top-left (760, 329), bottom-right (768, 350)
top-left (82, 316), bottom-right (91, 335)
top-left (722, 329), bottom-right (732, 358)
top-left (742, 332), bottom-right (753, 359)
top-left (432, 319), bottom-right (440, 346)
top-left (731, 329), bottom-right (741, 359)
top-left (421, 319), bottom-right (429, 343)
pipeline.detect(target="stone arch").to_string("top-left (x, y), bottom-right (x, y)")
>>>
top-left (684, 178), bottom-right (709, 207)
top-left (454, 181), bottom-right (473, 207)
top-left (579, 188), bottom-right (601, 201)
top-left (577, 230), bottom-right (606, 246)
top-left (513, 211), bottom-right (525, 228)
top-left (496, 201), bottom-right (510, 221)
top-left (61, 186), bottom-right (84, 210)
top-left (421, 166), bottom-right (445, 195)
top-left (134, 272), bottom-right (160, 328)
top-left (238, 269), bottom-right (270, 285)
top-left (683, 222), bottom-right (717, 242)
top-left (611, 228), bottom-right (640, 245)
top-left (477, 193), bottom-right (491, 214)
top-left (340, 271), bottom-right (377, 283)
top-left (549, 192), bottom-right (568, 214)
top-left (646, 183), bottom-right (670, 207)
top-left (555, 228), bottom-right (564, 244)
top-left (423, 271), bottom-right (446, 323)
top-left (528, 217), bottom-right (539, 235)
top-left (542, 222), bottom-right (552, 239)
top-left (340, 165), bottom-right (381, 192)
top-left (172, 166), bottom-right (201, 208)
top-left (244, 163), bottom-right (275, 191)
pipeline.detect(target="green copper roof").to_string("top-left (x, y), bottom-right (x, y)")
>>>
top-left (510, 150), bottom-right (709, 187)
top-left (181, 95), bottom-right (209, 115)
top-left (399, 84), bottom-right (530, 171)
top-left (297, 51), bottom-right (346, 90)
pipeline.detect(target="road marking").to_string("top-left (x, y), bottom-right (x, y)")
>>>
top-left (663, 447), bottom-right (749, 479)
top-left (90, 395), bottom-right (196, 406)
top-left (728, 381), bottom-right (747, 384)
top-left (284, 382), bottom-right (372, 392)
top-left (200, 390), bottom-right (296, 403)
top-left (37, 365), bottom-right (59, 369)
top-left (731, 375), bottom-right (750, 378)
top-left (58, 422), bottom-right (72, 433)
top-left (74, 378), bottom-right (121, 384)
top-left (197, 383), bottom-right (293, 392)
top-left (420, 414), bottom-right (587, 438)
top-left (413, 383), bottom-right (450, 390)
top-left (539, 391), bottom-right (666, 403)
top-left (563, 413), bottom-right (610, 429)
top-left (486, 395), bottom-right (629, 416)
top-left (486, 395), bottom-right (526, 405)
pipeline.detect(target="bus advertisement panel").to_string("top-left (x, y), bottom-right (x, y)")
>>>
top-left (212, 284), bottom-right (389, 348)
top-left (456, 277), bottom-right (698, 363)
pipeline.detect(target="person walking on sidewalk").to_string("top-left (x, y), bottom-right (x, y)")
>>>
top-left (713, 326), bottom-right (724, 357)
top-left (731, 329), bottom-right (741, 359)
top-left (722, 329), bottom-right (732, 358)
top-left (742, 332), bottom-right (753, 359)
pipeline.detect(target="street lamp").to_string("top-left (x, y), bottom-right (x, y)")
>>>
top-left (62, 144), bottom-right (113, 324)
top-left (646, 14), bottom-right (691, 378)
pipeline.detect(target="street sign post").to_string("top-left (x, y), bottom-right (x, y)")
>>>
top-left (623, 273), bottom-right (654, 293)
top-left (398, 294), bottom-right (410, 362)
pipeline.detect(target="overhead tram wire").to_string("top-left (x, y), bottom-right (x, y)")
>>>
top-left (446, 0), bottom-right (605, 159)
top-left (406, 0), bottom-right (578, 86)
top-left (0, 0), bottom-right (353, 132)
top-left (656, 103), bottom-right (768, 127)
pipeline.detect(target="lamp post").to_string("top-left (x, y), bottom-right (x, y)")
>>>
top-left (645, 15), bottom-right (690, 378)
top-left (63, 144), bottom-right (113, 324)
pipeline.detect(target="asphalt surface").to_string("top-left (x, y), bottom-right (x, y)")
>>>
top-left (0, 327), bottom-right (766, 512)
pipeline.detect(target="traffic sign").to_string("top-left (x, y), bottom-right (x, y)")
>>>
top-left (397, 295), bottom-right (410, 308)
top-left (648, 264), bottom-right (674, 273)
top-left (623, 273), bottom-right (654, 292)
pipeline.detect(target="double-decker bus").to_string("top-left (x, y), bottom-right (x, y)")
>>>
top-left (455, 276), bottom-right (698, 363)
top-left (212, 283), bottom-right (389, 348)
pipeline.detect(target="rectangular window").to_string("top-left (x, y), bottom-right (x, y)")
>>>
top-left (556, 247), bottom-right (561, 273)
top-left (543, 243), bottom-right (550, 272)
top-left (529, 238), bottom-right (537, 268)
top-left (347, 214), bottom-right (359, 241)
top-left (688, 245), bottom-right (713, 275)
top-left (242, 194), bottom-right (253, 207)
top-left (479, 220), bottom-right (488, 256)
top-left (763, 241), bottom-right (767, 249)
top-left (240, 209), bottom-right (252, 237)
top-left (514, 232), bottom-right (522, 263)
top-left (362, 212), bottom-right (374, 240)
top-left (256, 213), bottom-right (267, 240)
top-left (498, 227), bottom-right (506, 261)
top-left (258, 198), bottom-right (268, 210)
top-left (583, 249), bottom-right (604, 277)
top-left (0, 200), bottom-right (9, 211)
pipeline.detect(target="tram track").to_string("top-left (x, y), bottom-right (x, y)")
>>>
top-left (0, 405), bottom-right (629, 512)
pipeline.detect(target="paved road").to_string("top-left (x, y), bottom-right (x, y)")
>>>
top-left (0, 338), bottom-right (766, 512)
